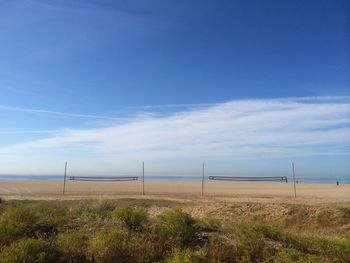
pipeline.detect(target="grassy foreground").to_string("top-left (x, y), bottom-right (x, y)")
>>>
top-left (0, 198), bottom-right (349, 263)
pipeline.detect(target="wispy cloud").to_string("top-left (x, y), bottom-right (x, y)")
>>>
top-left (0, 130), bottom-right (58, 135)
top-left (127, 102), bottom-right (221, 110)
top-left (0, 104), bottom-right (129, 121)
top-left (1, 97), bottom-right (349, 166)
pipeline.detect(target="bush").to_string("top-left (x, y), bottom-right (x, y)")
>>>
top-left (255, 223), bottom-right (350, 262)
top-left (235, 225), bottom-right (269, 263)
top-left (0, 205), bottom-right (39, 245)
top-left (96, 200), bottom-right (117, 212)
top-left (87, 230), bottom-right (131, 263)
top-left (165, 249), bottom-right (206, 263)
top-left (35, 204), bottom-right (68, 227)
top-left (202, 234), bottom-right (237, 263)
top-left (316, 211), bottom-right (332, 226)
top-left (113, 207), bottom-right (148, 232)
top-left (57, 230), bottom-right (88, 263)
top-left (157, 209), bottom-right (199, 248)
top-left (74, 203), bottom-right (110, 222)
top-left (272, 249), bottom-right (321, 263)
top-left (0, 238), bottom-right (58, 263)
top-left (340, 207), bottom-right (350, 223)
top-left (285, 205), bottom-right (309, 227)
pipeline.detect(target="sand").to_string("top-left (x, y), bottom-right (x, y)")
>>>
top-left (0, 180), bottom-right (349, 202)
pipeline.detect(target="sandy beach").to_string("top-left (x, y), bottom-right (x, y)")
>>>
top-left (0, 179), bottom-right (349, 202)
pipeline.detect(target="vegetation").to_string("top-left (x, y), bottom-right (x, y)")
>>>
top-left (113, 207), bottom-right (148, 232)
top-left (0, 199), bottom-right (349, 262)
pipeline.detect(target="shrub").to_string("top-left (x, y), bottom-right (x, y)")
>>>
top-left (0, 238), bottom-right (58, 263)
top-left (272, 249), bottom-right (321, 263)
top-left (113, 207), bottom-right (148, 232)
top-left (165, 249), bottom-right (206, 263)
top-left (157, 209), bottom-right (199, 248)
top-left (0, 205), bottom-right (38, 245)
top-left (74, 203), bottom-right (110, 222)
top-left (255, 223), bottom-right (350, 262)
top-left (202, 234), bottom-right (237, 263)
top-left (87, 230), bottom-right (131, 263)
top-left (35, 204), bottom-right (68, 227)
top-left (96, 200), bottom-right (117, 212)
top-left (285, 205), bottom-right (309, 227)
top-left (340, 207), bottom-right (350, 223)
top-left (57, 230), bottom-right (88, 263)
top-left (235, 225), bottom-right (269, 263)
top-left (316, 211), bottom-right (332, 226)
top-left (128, 236), bottom-right (159, 263)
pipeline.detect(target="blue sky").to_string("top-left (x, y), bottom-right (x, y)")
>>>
top-left (0, 0), bottom-right (349, 178)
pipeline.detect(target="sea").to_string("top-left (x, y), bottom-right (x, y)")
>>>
top-left (0, 175), bottom-right (349, 184)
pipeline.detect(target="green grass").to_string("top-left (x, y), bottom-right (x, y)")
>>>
top-left (0, 199), bottom-right (349, 263)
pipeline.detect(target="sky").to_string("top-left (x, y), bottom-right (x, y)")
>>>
top-left (0, 0), bottom-right (349, 178)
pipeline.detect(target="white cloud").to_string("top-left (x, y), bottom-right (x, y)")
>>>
top-left (0, 96), bottom-right (349, 173)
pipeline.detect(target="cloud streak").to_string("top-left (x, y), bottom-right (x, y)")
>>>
top-left (0, 130), bottom-right (58, 135)
top-left (0, 105), bottom-right (129, 121)
top-left (1, 97), bottom-right (349, 166)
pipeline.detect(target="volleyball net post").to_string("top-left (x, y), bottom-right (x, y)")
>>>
top-left (62, 161), bottom-right (67, 195)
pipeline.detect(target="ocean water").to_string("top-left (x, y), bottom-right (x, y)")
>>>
top-left (0, 174), bottom-right (349, 184)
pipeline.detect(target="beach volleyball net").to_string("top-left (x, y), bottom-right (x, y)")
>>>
top-left (208, 176), bottom-right (288, 182)
top-left (69, 176), bottom-right (138, 181)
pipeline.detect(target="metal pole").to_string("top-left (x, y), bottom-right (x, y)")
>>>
top-left (201, 162), bottom-right (204, 197)
top-left (292, 162), bottom-right (296, 198)
top-left (142, 161), bottom-right (145, 195)
top-left (63, 161), bottom-right (67, 195)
